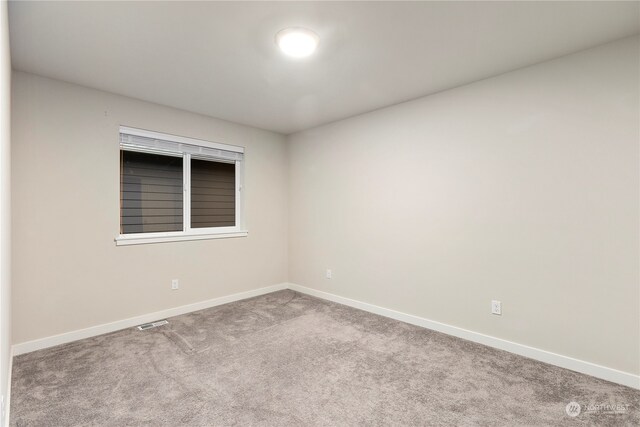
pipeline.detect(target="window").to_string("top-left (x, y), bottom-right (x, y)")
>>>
top-left (120, 151), bottom-right (184, 234)
top-left (116, 127), bottom-right (246, 245)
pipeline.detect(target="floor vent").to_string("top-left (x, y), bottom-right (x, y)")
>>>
top-left (137, 320), bottom-right (169, 331)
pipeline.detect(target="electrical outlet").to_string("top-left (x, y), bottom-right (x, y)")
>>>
top-left (326, 269), bottom-right (332, 279)
top-left (491, 300), bottom-right (502, 315)
top-left (171, 279), bottom-right (179, 290)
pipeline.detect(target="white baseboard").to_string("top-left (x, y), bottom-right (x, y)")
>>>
top-left (12, 283), bottom-right (288, 356)
top-left (3, 346), bottom-right (12, 427)
top-left (10, 281), bottom-right (639, 391)
top-left (286, 283), bottom-right (640, 390)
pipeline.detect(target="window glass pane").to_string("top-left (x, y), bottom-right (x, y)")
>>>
top-left (120, 151), bottom-right (183, 234)
top-left (191, 158), bottom-right (235, 228)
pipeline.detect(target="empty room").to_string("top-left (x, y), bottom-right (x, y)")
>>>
top-left (0, 1), bottom-right (639, 425)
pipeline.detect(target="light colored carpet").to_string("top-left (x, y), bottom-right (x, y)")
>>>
top-left (10, 290), bottom-right (640, 426)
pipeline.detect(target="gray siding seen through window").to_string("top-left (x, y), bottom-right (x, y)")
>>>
top-left (120, 151), bottom-right (183, 234)
top-left (191, 158), bottom-right (236, 228)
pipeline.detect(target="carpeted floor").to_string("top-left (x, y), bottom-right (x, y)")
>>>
top-left (10, 290), bottom-right (640, 426)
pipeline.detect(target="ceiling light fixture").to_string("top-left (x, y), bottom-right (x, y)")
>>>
top-left (276, 27), bottom-right (319, 58)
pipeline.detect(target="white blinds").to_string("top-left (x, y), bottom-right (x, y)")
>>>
top-left (119, 129), bottom-right (244, 162)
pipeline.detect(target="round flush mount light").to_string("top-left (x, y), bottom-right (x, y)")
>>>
top-left (276, 27), bottom-right (319, 58)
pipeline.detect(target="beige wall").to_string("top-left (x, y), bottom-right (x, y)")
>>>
top-left (288, 36), bottom-right (640, 375)
top-left (11, 71), bottom-right (288, 344)
top-left (1, 0), bottom-right (11, 423)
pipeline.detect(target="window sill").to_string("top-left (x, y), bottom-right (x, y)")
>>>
top-left (115, 230), bottom-right (248, 246)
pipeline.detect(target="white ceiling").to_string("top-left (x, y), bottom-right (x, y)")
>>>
top-left (9, 1), bottom-right (640, 134)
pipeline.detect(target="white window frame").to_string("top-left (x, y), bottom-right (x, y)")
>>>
top-left (115, 126), bottom-right (247, 246)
